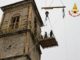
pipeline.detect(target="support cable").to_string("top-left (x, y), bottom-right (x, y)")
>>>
top-left (60, 0), bottom-right (64, 6)
top-left (49, 0), bottom-right (54, 7)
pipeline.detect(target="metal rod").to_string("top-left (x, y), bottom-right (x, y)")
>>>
top-left (42, 6), bottom-right (66, 9)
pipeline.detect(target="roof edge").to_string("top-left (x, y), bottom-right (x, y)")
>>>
top-left (1, 0), bottom-right (30, 11)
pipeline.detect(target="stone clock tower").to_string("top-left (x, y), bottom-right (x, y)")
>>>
top-left (0, 0), bottom-right (58, 60)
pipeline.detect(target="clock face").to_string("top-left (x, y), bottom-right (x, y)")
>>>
top-left (0, 34), bottom-right (26, 58)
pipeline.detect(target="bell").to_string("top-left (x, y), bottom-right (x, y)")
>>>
top-left (44, 32), bottom-right (48, 38)
top-left (50, 30), bottom-right (53, 37)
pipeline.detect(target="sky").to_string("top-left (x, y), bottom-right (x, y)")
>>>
top-left (0, 0), bottom-right (80, 60)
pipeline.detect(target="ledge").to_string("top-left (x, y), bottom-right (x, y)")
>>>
top-left (0, 54), bottom-right (31, 60)
top-left (0, 29), bottom-right (30, 38)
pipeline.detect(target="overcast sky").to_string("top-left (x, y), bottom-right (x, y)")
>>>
top-left (0, 0), bottom-right (80, 60)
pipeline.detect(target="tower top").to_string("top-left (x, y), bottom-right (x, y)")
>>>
top-left (0, 0), bottom-right (43, 26)
top-left (1, 0), bottom-right (34, 11)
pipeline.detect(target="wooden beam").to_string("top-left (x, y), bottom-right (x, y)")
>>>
top-left (42, 6), bottom-right (66, 9)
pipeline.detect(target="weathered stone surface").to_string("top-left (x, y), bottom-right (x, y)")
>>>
top-left (10, 56), bottom-right (27, 60)
top-left (0, 33), bottom-right (25, 59)
top-left (2, 56), bottom-right (30, 60)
